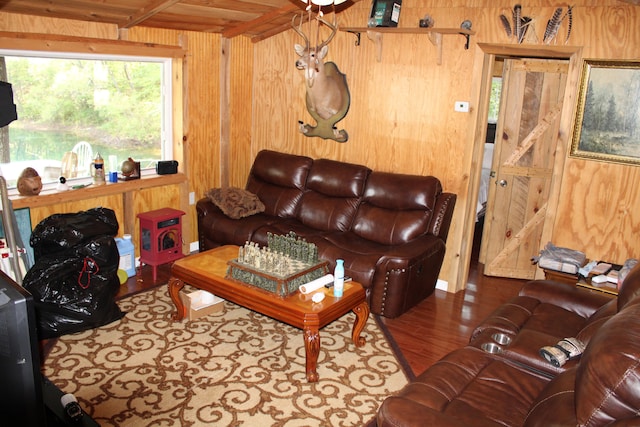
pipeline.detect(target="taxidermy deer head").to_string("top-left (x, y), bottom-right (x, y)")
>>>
top-left (292, 10), bottom-right (350, 143)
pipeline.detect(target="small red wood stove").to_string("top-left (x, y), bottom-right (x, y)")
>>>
top-left (137, 208), bottom-right (185, 281)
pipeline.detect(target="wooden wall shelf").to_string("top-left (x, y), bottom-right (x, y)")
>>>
top-left (341, 27), bottom-right (475, 64)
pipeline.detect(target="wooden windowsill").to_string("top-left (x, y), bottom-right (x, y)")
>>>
top-left (11, 173), bottom-right (188, 210)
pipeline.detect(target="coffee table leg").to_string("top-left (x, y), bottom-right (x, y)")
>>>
top-left (168, 277), bottom-right (186, 320)
top-left (352, 302), bottom-right (370, 347)
top-left (303, 326), bottom-right (320, 382)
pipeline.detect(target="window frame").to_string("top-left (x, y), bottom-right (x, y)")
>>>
top-left (0, 31), bottom-right (185, 190)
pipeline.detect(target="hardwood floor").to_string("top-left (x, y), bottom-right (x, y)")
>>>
top-left (379, 258), bottom-right (525, 376)
top-left (120, 223), bottom-right (527, 378)
top-left (378, 220), bottom-right (526, 375)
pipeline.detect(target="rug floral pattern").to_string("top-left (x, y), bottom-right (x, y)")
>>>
top-left (43, 286), bottom-right (408, 426)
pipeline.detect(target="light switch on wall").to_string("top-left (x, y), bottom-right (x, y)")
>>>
top-left (454, 101), bottom-right (470, 112)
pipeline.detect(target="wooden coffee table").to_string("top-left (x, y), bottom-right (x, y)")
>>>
top-left (167, 245), bottom-right (370, 382)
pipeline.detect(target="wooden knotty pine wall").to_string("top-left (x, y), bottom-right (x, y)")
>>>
top-left (1, 0), bottom-right (639, 291)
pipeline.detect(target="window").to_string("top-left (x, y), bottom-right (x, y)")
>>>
top-left (1, 51), bottom-right (173, 188)
top-left (488, 77), bottom-right (503, 124)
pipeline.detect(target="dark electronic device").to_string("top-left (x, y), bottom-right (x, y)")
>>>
top-left (325, 276), bottom-right (352, 288)
top-left (61, 394), bottom-right (83, 422)
top-left (0, 271), bottom-right (47, 426)
top-left (0, 81), bottom-right (18, 127)
top-left (156, 160), bottom-right (178, 175)
top-left (0, 270), bottom-right (98, 426)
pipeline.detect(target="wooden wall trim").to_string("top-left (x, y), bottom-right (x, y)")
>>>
top-left (0, 31), bottom-right (185, 57)
top-left (220, 37), bottom-right (231, 187)
top-left (461, 43), bottom-right (583, 288)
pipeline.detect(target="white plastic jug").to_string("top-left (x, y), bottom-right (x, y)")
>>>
top-left (115, 234), bottom-right (136, 277)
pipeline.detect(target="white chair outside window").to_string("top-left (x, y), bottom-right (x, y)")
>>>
top-left (71, 141), bottom-right (93, 178)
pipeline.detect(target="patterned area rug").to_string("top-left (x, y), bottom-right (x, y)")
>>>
top-left (43, 286), bottom-right (408, 426)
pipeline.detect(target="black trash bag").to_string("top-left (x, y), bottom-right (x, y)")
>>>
top-left (24, 210), bottom-right (124, 339)
top-left (30, 207), bottom-right (119, 260)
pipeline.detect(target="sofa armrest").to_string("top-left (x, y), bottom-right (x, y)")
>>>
top-left (371, 234), bottom-right (447, 317)
top-left (376, 234), bottom-right (445, 262)
top-left (196, 196), bottom-right (221, 217)
top-left (518, 280), bottom-right (612, 318)
top-left (430, 192), bottom-right (456, 241)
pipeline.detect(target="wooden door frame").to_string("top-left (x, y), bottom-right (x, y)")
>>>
top-left (455, 43), bottom-right (583, 291)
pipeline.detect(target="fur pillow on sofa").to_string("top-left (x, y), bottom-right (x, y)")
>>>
top-left (206, 187), bottom-right (265, 219)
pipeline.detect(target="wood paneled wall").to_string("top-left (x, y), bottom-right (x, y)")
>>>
top-left (2, 0), bottom-right (640, 291)
top-left (248, 0), bottom-right (640, 291)
top-left (0, 15), bottom-right (220, 254)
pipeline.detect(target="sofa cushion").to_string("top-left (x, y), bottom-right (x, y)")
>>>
top-left (470, 295), bottom-right (590, 341)
top-left (352, 172), bottom-right (442, 245)
top-left (245, 150), bottom-right (313, 218)
top-left (297, 158), bottom-right (370, 232)
top-left (377, 347), bottom-right (550, 427)
top-left (469, 284), bottom-right (618, 376)
top-left (206, 187), bottom-right (265, 219)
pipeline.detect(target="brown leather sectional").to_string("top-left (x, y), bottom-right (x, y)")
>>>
top-left (196, 150), bottom-right (456, 318)
top-left (376, 264), bottom-right (640, 426)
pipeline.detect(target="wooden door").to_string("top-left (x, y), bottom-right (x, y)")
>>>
top-left (480, 58), bottom-right (569, 279)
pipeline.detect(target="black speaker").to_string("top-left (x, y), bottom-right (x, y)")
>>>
top-left (156, 160), bottom-right (178, 175)
top-left (0, 81), bottom-right (18, 127)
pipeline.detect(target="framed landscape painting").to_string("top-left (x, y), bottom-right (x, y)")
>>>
top-left (571, 60), bottom-right (640, 166)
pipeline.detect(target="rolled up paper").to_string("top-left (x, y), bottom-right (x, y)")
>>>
top-left (299, 274), bottom-right (334, 294)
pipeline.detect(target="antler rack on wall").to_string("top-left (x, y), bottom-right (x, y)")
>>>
top-left (340, 27), bottom-right (475, 64)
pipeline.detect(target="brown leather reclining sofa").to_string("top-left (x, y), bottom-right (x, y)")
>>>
top-left (197, 150), bottom-right (456, 318)
top-left (377, 264), bottom-right (640, 426)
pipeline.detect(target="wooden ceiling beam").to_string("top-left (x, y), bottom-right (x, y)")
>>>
top-left (222, 3), bottom-right (301, 39)
top-left (120, 0), bottom-right (183, 29)
top-left (249, 21), bottom-right (296, 43)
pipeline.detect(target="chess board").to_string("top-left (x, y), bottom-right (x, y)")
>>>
top-left (226, 258), bottom-right (329, 297)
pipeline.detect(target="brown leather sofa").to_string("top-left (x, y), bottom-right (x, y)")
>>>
top-left (376, 264), bottom-right (640, 426)
top-left (197, 150), bottom-right (456, 318)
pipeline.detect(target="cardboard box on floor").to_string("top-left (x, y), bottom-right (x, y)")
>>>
top-left (179, 289), bottom-right (224, 320)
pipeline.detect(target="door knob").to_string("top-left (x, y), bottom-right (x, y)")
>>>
top-left (498, 179), bottom-right (508, 187)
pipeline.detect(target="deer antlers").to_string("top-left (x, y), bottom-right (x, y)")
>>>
top-left (291, 9), bottom-right (338, 50)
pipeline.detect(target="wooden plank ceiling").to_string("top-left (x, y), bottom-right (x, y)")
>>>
top-left (0, 0), bottom-right (360, 42)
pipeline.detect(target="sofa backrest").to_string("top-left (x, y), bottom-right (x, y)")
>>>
top-left (245, 150), bottom-right (313, 218)
top-left (617, 263), bottom-right (640, 311)
top-left (574, 302), bottom-right (640, 426)
top-left (296, 158), bottom-right (371, 232)
top-left (351, 172), bottom-right (446, 245)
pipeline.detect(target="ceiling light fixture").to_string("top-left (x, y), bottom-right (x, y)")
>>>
top-left (300, 0), bottom-right (347, 6)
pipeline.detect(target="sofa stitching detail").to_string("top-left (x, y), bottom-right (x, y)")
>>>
top-left (381, 270), bottom-right (390, 315)
top-left (503, 302), bottom-right (535, 316)
top-left (490, 315), bottom-right (525, 331)
top-left (381, 268), bottom-right (409, 315)
top-left (432, 193), bottom-right (453, 236)
top-left (525, 390), bottom-right (574, 420)
top-left (585, 359), bottom-right (640, 425)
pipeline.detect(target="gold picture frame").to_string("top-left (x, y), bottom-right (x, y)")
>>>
top-left (570, 59), bottom-right (640, 166)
